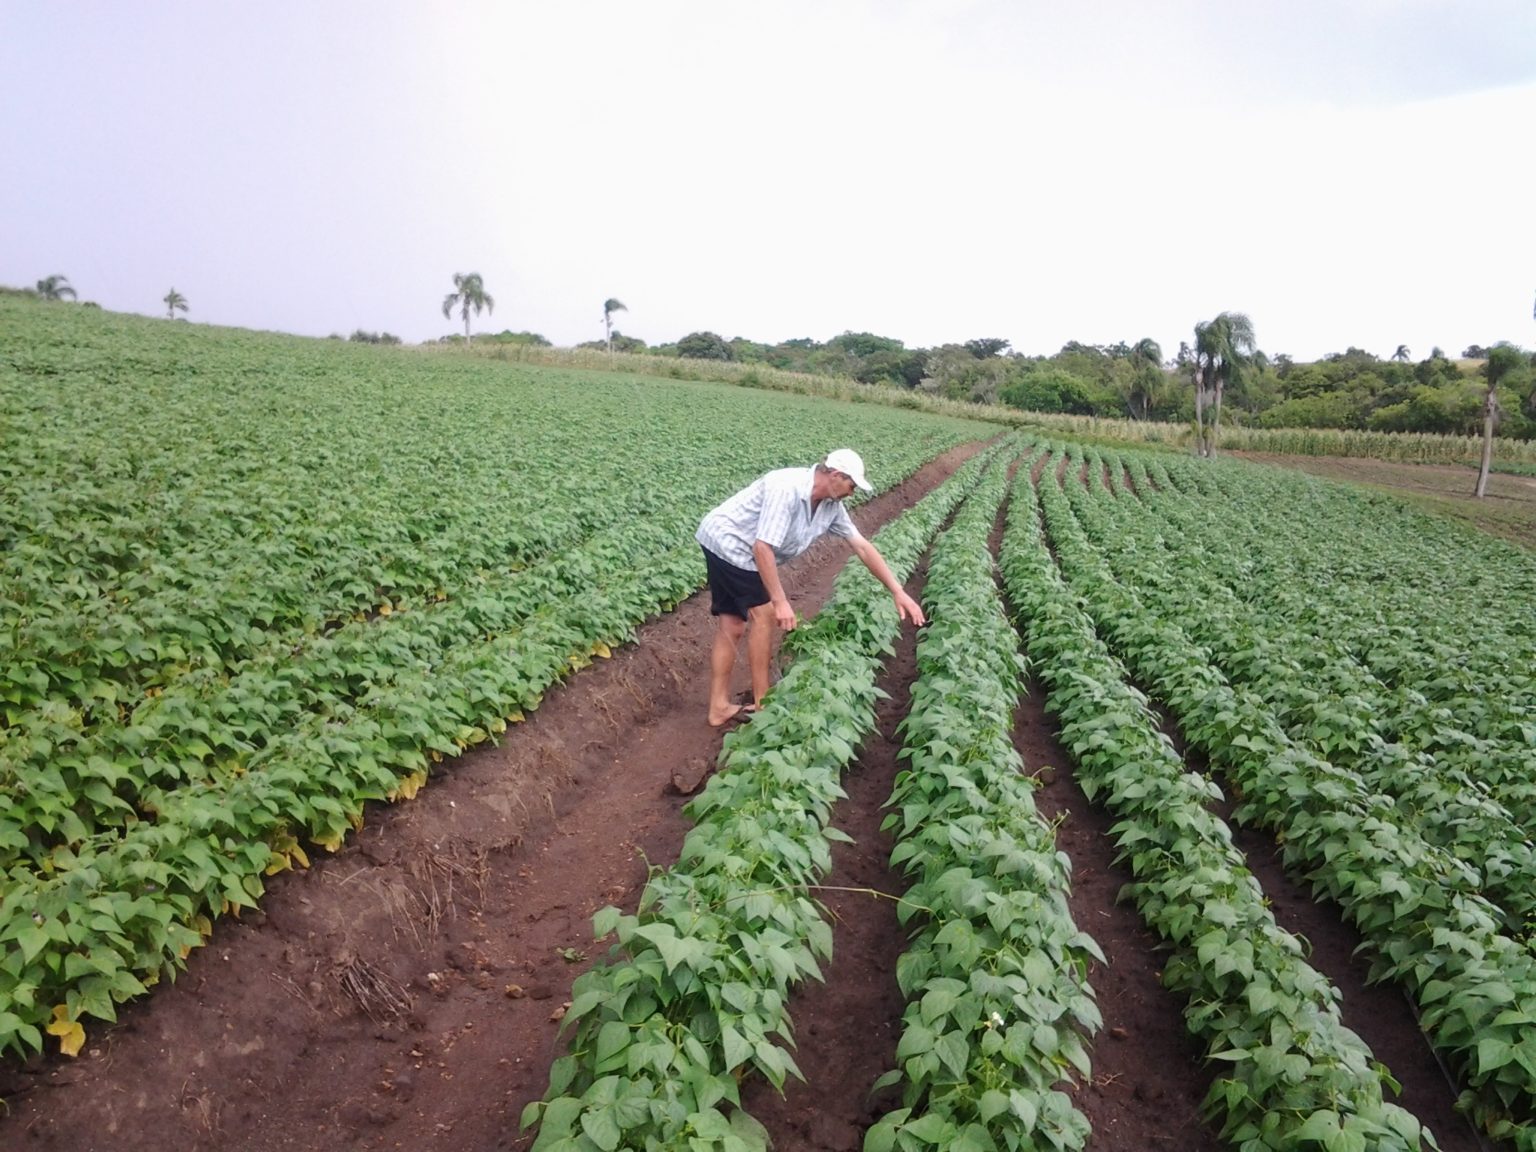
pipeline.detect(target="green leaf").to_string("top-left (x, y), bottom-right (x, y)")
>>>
top-left (529, 1096), bottom-right (582, 1149)
top-left (721, 1023), bottom-right (752, 1072)
top-left (16, 922), bottom-right (50, 965)
top-left (580, 1105), bottom-right (622, 1152)
top-left (594, 1020), bottom-right (629, 1070)
top-left (977, 1089), bottom-right (1010, 1122)
top-left (592, 906), bottom-right (621, 938)
top-left (934, 1030), bottom-right (969, 1081)
top-left (902, 1112), bottom-right (952, 1145)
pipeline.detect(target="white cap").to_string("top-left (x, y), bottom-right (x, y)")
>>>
top-left (824, 448), bottom-right (872, 492)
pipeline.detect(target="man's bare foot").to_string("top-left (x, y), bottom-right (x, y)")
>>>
top-left (708, 703), bottom-right (757, 728)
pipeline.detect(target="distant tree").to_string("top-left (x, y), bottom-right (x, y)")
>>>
top-left (163, 287), bottom-right (189, 320)
top-left (1475, 344), bottom-right (1526, 497)
top-left (1430, 346), bottom-right (1446, 360)
top-left (1392, 344), bottom-right (1410, 362)
top-left (675, 331), bottom-right (733, 361)
top-left (35, 274), bottom-right (75, 301)
top-left (835, 331), bottom-right (903, 359)
top-left (1123, 337), bottom-right (1163, 420)
top-left (1463, 344), bottom-right (1488, 360)
top-left (1191, 312), bottom-right (1257, 457)
top-left (963, 337), bottom-right (1011, 359)
top-left (603, 298), bottom-right (627, 360)
top-left (853, 348), bottom-right (928, 389)
top-left (349, 330), bottom-right (401, 345)
top-left (482, 329), bottom-right (550, 346)
top-left (998, 362), bottom-right (1095, 415)
top-left (442, 272), bottom-right (494, 344)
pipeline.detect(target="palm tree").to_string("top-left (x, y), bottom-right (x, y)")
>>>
top-left (442, 272), bottom-right (494, 345)
top-left (163, 288), bottom-right (189, 320)
top-left (1392, 344), bottom-right (1411, 362)
top-left (35, 275), bottom-right (76, 301)
top-left (603, 298), bottom-right (627, 360)
top-left (1125, 337), bottom-right (1163, 420)
top-left (1474, 344), bottom-right (1524, 497)
top-left (1191, 312), bottom-right (1257, 457)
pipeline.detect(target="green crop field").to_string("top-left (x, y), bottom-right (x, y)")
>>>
top-left (0, 296), bottom-right (989, 1058)
top-left (8, 296), bottom-right (1536, 1152)
top-left (521, 441), bottom-right (1536, 1151)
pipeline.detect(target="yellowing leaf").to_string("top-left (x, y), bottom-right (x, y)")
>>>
top-left (388, 768), bottom-right (429, 802)
top-left (313, 829), bottom-right (346, 853)
top-left (378, 601), bottom-right (393, 616)
top-left (592, 642), bottom-right (612, 659)
top-left (47, 1006), bottom-right (86, 1057)
top-left (193, 914), bottom-right (213, 939)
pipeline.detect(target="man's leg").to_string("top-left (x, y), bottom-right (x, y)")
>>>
top-left (747, 601), bottom-right (778, 706)
top-left (708, 613), bottom-right (748, 725)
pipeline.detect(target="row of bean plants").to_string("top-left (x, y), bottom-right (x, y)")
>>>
top-left (0, 297), bottom-right (991, 1058)
top-left (1045, 446), bottom-right (1536, 1148)
top-left (1001, 460), bottom-right (1435, 1151)
top-left (1073, 448), bottom-right (1536, 931)
top-left (1116, 451), bottom-right (1536, 840)
top-left (519, 443), bottom-right (1008, 1151)
top-left (868, 447), bottom-right (1101, 1152)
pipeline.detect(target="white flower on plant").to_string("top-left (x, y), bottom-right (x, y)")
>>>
top-left (988, 1012), bottom-right (1005, 1030)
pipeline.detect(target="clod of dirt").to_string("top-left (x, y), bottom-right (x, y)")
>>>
top-left (359, 841), bottom-right (396, 866)
top-left (504, 983), bottom-right (526, 999)
top-left (339, 1099), bottom-right (398, 1127)
top-left (668, 757), bottom-right (712, 795)
top-left (390, 1070), bottom-right (416, 1101)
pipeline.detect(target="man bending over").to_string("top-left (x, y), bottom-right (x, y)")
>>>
top-left (695, 448), bottom-right (926, 727)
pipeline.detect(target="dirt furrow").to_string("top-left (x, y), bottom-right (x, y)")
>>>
top-left (737, 563), bottom-right (925, 1149)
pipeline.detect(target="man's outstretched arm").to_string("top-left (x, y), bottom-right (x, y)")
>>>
top-left (849, 536), bottom-right (926, 626)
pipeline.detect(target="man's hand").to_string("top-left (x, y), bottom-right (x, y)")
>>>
top-left (895, 589), bottom-right (926, 626)
top-left (772, 596), bottom-right (798, 631)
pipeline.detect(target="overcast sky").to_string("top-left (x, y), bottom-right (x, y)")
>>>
top-left (4, 1), bottom-right (1534, 362)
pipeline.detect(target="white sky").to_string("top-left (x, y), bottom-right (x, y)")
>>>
top-left (4, 1), bottom-right (1534, 361)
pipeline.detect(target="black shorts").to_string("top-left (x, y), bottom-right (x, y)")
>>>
top-left (701, 547), bottom-right (770, 619)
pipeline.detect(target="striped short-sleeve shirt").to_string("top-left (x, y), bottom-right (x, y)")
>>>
top-left (696, 465), bottom-right (863, 571)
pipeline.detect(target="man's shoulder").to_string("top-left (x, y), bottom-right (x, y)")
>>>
top-left (762, 465), bottom-right (813, 490)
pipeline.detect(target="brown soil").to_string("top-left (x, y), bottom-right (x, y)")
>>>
top-left (0, 445), bottom-right (1474, 1152)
